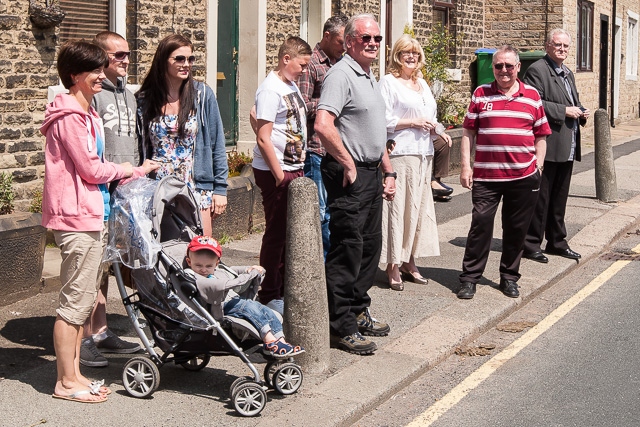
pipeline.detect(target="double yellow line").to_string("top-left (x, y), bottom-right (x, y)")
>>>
top-left (407, 244), bottom-right (640, 427)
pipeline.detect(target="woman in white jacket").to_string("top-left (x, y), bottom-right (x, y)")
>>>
top-left (380, 35), bottom-right (451, 291)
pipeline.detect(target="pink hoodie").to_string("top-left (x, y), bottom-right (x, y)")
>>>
top-left (41, 93), bottom-right (144, 232)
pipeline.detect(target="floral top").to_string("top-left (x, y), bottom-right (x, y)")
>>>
top-left (150, 114), bottom-right (214, 209)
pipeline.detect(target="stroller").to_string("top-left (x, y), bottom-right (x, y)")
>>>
top-left (105, 176), bottom-right (303, 417)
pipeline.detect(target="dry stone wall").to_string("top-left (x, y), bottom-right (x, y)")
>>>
top-left (0, 0), bottom-right (57, 211)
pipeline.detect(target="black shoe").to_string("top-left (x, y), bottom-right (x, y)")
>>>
top-left (457, 282), bottom-right (476, 299)
top-left (432, 187), bottom-right (454, 197)
top-left (439, 181), bottom-right (454, 192)
top-left (523, 250), bottom-right (548, 263)
top-left (356, 308), bottom-right (390, 336)
top-left (434, 194), bottom-right (452, 202)
top-left (499, 279), bottom-right (520, 298)
top-left (80, 337), bottom-right (108, 367)
top-left (545, 247), bottom-right (581, 260)
top-left (330, 332), bottom-right (377, 355)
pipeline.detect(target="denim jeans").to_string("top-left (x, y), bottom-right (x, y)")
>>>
top-left (224, 297), bottom-right (284, 340)
top-left (304, 152), bottom-right (330, 258)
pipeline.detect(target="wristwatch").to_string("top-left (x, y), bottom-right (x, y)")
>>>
top-left (537, 164), bottom-right (544, 173)
top-left (384, 172), bottom-right (397, 179)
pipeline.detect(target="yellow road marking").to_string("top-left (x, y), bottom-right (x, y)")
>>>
top-left (407, 244), bottom-right (640, 427)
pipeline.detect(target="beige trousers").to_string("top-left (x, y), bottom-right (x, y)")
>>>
top-left (54, 230), bottom-right (104, 325)
top-left (381, 155), bottom-right (440, 265)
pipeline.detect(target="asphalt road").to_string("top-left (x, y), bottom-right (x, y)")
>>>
top-left (354, 228), bottom-right (640, 427)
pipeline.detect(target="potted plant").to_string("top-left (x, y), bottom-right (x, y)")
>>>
top-left (0, 172), bottom-right (47, 305)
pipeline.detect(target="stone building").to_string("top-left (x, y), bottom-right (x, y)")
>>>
top-left (1, 0), bottom-right (639, 211)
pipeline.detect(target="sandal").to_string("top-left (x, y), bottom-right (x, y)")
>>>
top-left (263, 339), bottom-right (294, 359)
top-left (389, 278), bottom-right (404, 291)
top-left (289, 344), bottom-right (305, 357)
top-left (89, 379), bottom-right (112, 396)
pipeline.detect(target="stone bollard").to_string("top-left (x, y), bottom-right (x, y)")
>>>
top-left (283, 177), bottom-right (330, 374)
top-left (594, 108), bottom-right (618, 202)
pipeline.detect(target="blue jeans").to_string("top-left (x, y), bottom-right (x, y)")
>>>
top-left (224, 297), bottom-right (284, 341)
top-left (304, 152), bottom-right (330, 258)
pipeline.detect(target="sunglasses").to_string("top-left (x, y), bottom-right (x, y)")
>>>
top-left (171, 55), bottom-right (196, 65)
top-left (355, 34), bottom-right (383, 44)
top-left (108, 51), bottom-right (131, 61)
top-left (493, 63), bottom-right (516, 70)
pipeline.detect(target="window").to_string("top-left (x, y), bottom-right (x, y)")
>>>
top-left (577, 0), bottom-right (594, 71)
top-left (626, 11), bottom-right (639, 79)
top-left (433, 0), bottom-right (457, 67)
top-left (433, 0), bottom-right (454, 31)
top-left (331, 0), bottom-right (341, 16)
top-left (59, 0), bottom-right (110, 42)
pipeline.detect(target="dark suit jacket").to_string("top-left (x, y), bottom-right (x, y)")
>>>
top-left (523, 55), bottom-right (586, 162)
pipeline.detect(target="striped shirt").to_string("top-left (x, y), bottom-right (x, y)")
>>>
top-left (463, 79), bottom-right (551, 182)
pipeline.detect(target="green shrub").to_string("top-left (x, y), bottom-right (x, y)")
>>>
top-left (29, 188), bottom-right (43, 213)
top-left (0, 172), bottom-right (15, 215)
top-left (404, 24), bottom-right (467, 126)
top-left (227, 149), bottom-right (253, 178)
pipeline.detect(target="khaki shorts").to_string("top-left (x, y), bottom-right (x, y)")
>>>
top-left (54, 230), bottom-right (104, 325)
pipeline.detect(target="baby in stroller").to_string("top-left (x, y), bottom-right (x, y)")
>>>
top-left (183, 235), bottom-right (305, 359)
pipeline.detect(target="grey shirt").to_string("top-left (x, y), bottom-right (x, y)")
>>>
top-left (92, 77), bottom-right (138, 165)
top-left (317, 54), bottom-right (386, 162)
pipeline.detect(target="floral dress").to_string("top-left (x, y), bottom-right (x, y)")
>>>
top-left (150, 114), bottom-right (214, 209)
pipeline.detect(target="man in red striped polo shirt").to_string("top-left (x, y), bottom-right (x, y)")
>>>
top-left (457, 45), bottom-right (551, 300)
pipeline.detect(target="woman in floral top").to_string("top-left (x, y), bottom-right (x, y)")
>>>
top-left (137, 34), bottom-right (228, 236)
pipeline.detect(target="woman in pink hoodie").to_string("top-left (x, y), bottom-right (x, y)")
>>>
top-left (41, 41), bottom-right (158, 403)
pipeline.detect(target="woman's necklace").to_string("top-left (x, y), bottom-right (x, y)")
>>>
top-left (400, 74), bottom-right (419, 92)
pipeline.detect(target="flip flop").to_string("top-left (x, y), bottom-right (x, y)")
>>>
top-left (52, 389), bottom-right (108, 404)
top-left (89, 379), bottom-right (112, 396)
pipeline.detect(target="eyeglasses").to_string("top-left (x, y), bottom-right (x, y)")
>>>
top-left (552, 42), bottom-right (570, 49)
top-left (401, 51), bottom-right (420, 57)
top-left (171, 55), bottom-right (196, 65)
top-left (355, 34), bottom-right (383, 44)
top-left (493, 63), bottom-right (517, 70)
top-left (108, 51), bottom-right (131, 61)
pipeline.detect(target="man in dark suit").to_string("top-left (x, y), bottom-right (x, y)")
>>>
top-left (522, 28), bottom-right (589, 263)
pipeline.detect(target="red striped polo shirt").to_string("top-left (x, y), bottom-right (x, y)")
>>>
top-left (462, 79), bottom-right (551, 182)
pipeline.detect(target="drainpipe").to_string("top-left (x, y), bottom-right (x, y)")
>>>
top-left (544, 0), bottom-right (549, 42)
top-left (610, 0), bottom-right (617, 127)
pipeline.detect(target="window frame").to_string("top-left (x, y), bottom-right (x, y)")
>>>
top-left (577, 0), bottom-right (594, 72)
top-left (432, 0), bottom-right (457, 67)
top-left (626, 10), bottom-right (639, 80)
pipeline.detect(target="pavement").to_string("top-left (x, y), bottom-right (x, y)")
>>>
top-left (2, 120), bottom-right (640, 426)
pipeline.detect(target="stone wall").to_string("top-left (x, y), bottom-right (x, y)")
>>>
top-left (127, 0), bottom-right (208, 84)
top-left (0, 0), bottom-right (57, 212)
top-left (0, 0), bottom-right (208, 212)
top-left (484, 0), bottom-right (561, 49)
top-left (266, 0), bottom-right (302, 71)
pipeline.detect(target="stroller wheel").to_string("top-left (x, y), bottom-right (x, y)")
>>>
top-left (263, 360), bottom-right (283, 388)
top-left (180, 354), bottom-right (210, 371)
top-left (273, 363), bottom-right (303, 395)
top-left (232, 382), bottom-right (267, 417)
top-left (122, 356), bottom-right (160, 398)
top-left (229, 376), bottom-right (252, 397)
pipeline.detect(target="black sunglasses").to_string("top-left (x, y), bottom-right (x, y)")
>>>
top-left (171, 55), bottom-right (196, 65)
top-left (493, 63), bottom-right (516, 70)
top-left (108, 51), bottom-right (131, 61)
top-left (356, 34), bottom-right (383, 44)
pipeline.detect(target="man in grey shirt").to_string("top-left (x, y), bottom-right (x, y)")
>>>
top-left (315, 13), bottom-right (396, 355)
